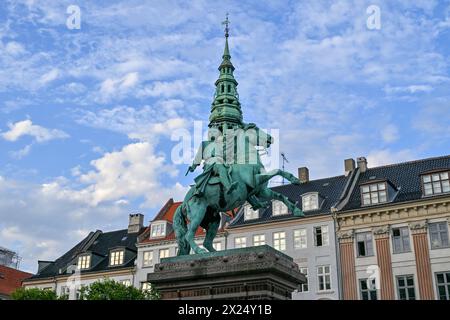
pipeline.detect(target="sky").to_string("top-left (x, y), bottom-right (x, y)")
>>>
top-left (0, 0), bottom-right (449, 273)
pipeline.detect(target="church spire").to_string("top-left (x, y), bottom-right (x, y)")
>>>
top-left (209, 14), bottom-right (243, 129)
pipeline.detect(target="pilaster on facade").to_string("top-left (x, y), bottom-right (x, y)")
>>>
top-left (372, 224), bottom-right (395, 300)
top-left (337, 229), bottom-right (358, 300)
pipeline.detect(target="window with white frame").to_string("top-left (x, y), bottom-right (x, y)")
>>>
top-left (356, 232), bottom-right (374, 257)
top-left (392, 227), bottom-right (411, 253)
top-left (436, 271), bottom-right (450, 300)
top-left (110, 250), bottom-right (124, 266)
top-left (302, 193), bottom-right (319, 211)
top-left (273, 232), bottom-right (286, 251)
top-left (60, 286), bottom-right (69, 297)
top-left (429, 222), bottom-right (449, 249)
top-left (361, 182), bottom-right (388, 205)
top-left (119, 279), bottom-right (131, 287)
top-left (253, 234), bottom-right (266, 246)
top-left (294, 229), bottom-right (307, 249)
top-left (314, 226), bottom-right (329, 247)
top-left (159, 248), bottom-right (170, 259)
top-left (422, 171), bottom-right (450, 196)
top-left (77, 255), bottom-right (91, 269)
top-left (234, 237), bottom-right (247, 248)
top-left (244, 205), bottom-right (259, 220)
top-left (213, 241), bottom-right (222, 251)
top-left (272, 200), bottom-right (288, 216)
top-left (317, 265), bottom-right (331, 291)
top-left (359, 278), bottom-right (377, 300)
top-left (397, 275), bottom-right (415, 300)
top-left (141, 282), bottom-right (151, 291)
top-left (150, 222), bottom-right (166, 238)
top-left (143, 251), bottom-right (153, 267)
top-left (298, 267), bottom-right (308, 292)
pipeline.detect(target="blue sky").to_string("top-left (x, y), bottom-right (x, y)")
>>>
top-left (0, 0), bottom-right (449, 272)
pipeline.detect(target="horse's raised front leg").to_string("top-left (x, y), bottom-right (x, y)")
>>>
top-left (203, 213), bottom-right (221, 252)
top-left (255, 169), bottom-right (301, 186)
top-left (256, 188), bottom-right (304, 217)
top-left (185, 198), bottom-right (208, 254)
top-left (247, 194), bottom-right (270, 210)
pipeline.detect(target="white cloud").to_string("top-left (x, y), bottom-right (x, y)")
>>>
top-left (10, 144), bottom-right (32, 159)
top-left (99, 72), bottom-right (140, 101)
top-left (5, 41), bottom-right (26, 56)
top-left (381, 124), bottom-right (399, 143)
top-left (1, 119), bottom-right (69, 143)
top-left (39, 68), bottom-right (60, 85)
top-left (367, 149), bottom-right (416, 167)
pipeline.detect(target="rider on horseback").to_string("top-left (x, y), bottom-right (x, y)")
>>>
top-left (186, 127), bottom-right (238, 196)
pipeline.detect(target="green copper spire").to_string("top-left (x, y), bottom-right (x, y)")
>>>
top-left (209, 14), bottom-right (243, 129)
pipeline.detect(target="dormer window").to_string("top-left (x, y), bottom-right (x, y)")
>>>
top-left (244, 204), bottom-right (259, 221)
top-left (361, 182), bottom-right (388, 205)
top-left (110, 250), bottom-right (124, 266)
top-left (302, 193), bottom-right (319, 211)
top-left (150, 222), bottom-right (166, 238)
top-left (77, 255), bottom-right (91, 270)
top-left (422, 171), bottom-right (450, 196)
top-left (272, 200), bottom-right (288, 216)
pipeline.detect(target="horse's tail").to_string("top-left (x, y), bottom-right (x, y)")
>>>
top-left (173, 203), bottom-right (190, 255)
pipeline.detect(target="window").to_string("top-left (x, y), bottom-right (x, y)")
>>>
top-left (314, 226), bottom-right (329, 247)
top-left (302, 193), bottom-right (319, 211)
top-left (244, 205), bottom-right (259, 220)
top-left (397, 275), bottom-right (415, 300)
top-left (317, 265), bottom-right (331, 291)
top-left (234, 237), bottom-right (247, 248)
top-left (356, 232), bottom-right (374, 257)
top-left (253, 234), bottom-right (266, 246)
top-left (272, 200), bottom-right (288, 216)
top-left (119, 279), bottom-right (131, 287)
top-left (436, 272), bottom-right (450, 300)
top-left (227, 84), bottom-right (231, 93)
top-left (159, 248), bottom-right (170, 259)
top-left (221, 84), bottom-right (224, 93)
top-left (359, 278), bottom-right (377, 300)
top-left (77, 255), bottom-right (91, 269)
top-left (213, 242), bottom-right (222, 251)
top-left (294, 229), bottom-right (307, 249)
top-left (429, 222), bottom-right (449, 249)
top-left (392, 227), bottom-right (411, 253)
top-left (110, 250), bottom-right (124, 266)
top-left (361, 182), bottom-right (388, 205)
top-left (422, 171), bottom-right (450, 196)
top-left (273, 232), bottom-right (286, 251)
top-left (143, 251), bottom-right (153, 267)
top-left (298, 267), bottom-right (309, 292)
top-left (60, 286), bottom-right (69, 296)
top-left (150, 222), bottom-right (166, 238)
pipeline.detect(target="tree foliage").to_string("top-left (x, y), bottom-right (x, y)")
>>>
top-left (11, 287), bottom-right (61, 300)
top-left (79, 279), bottom-right (160, 300)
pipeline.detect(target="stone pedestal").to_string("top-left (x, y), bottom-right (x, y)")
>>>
top-left (147, 245), bottom-right (306, 300)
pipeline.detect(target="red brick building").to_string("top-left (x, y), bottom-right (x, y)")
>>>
top-left (0, 265), bottom-right (32, 299)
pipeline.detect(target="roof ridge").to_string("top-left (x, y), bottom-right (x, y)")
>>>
top-left (367, 154), bottom-right (450, 171)
top-left (271, 173), bottom-right (346, 189)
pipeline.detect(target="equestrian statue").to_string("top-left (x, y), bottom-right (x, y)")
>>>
top-left (174, 17), bottom-right (304, 255)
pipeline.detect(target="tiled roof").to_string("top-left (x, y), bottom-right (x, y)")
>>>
top-left (27, 228), bottom-right (144, 281)
top-left (342, 155), bottom-right (450, 212)
top-left (0, 265), bottom-right (33, 296)
top-left (229, 174), bottom-right (349, 228)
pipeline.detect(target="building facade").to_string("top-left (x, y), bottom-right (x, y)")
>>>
top-left (22, 214), bottom-right (145, 299)
top-left (336, 155), bottom-right (450, 300)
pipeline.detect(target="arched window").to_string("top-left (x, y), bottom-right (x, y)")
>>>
top-left (227, 85), bottom-right (231, 92)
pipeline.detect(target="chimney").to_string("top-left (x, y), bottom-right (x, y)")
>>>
top-left (357, 157), bottom-right (368, 173)
top-left (128, 213), bottom-right (144, 234)
top-left (344, 158), bottom-right (356, 176)
top-left (298, 167), bottom-right (309, 183)
top-left (37, 260), bottom-right (53, 274)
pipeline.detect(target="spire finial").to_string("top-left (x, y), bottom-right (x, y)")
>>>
top-left (222, 13), bottom-right (230, 38)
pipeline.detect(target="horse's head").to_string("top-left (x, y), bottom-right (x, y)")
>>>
top-left (243, 123), bottom-right (273, 148)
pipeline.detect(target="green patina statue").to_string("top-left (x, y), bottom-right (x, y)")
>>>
top-left (174, 16), bottom-right (304, 255)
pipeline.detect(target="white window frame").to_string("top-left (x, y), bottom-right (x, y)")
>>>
top-left (150, 222), bottom-right (166, 238)
top-left (422, 171), bottom-right (450, 196)
top-left (294, 229), bottom-right (307, 249)
top-left (110, 250), bottom-right (124, 266)
top-left (272, 200), bottom-right (288, 216)
top-left (119, 279), bottom-right (131, 287)
top-left (244, 204), bottom-right (259, 221)
top-left (273, 232), bottom-right (286, 251)
top-left (253, 234), bottom-right (266, 246)
top-left (213, 241), bottom-right (222, 251)
top-left (361, 182), bottom-right (388, 205)
top-left (317, 265), bottom-right (332, 292)
top-left (302, 193), bottom-right (319, 211)
top-left (314, 225), bottom-right (329, 247)
top-left (356, 232), bottom-right (374, 257)
top-left (142, 251), bottom-right (153, 267)
top-left (77, 254), bottom-right (91, 270)
top-left (234, 237), bottom-right (247, 248)
top-left (159, 248), bottom-right (170, 260)
top-left (429, 222), bottom-right (449, 249)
